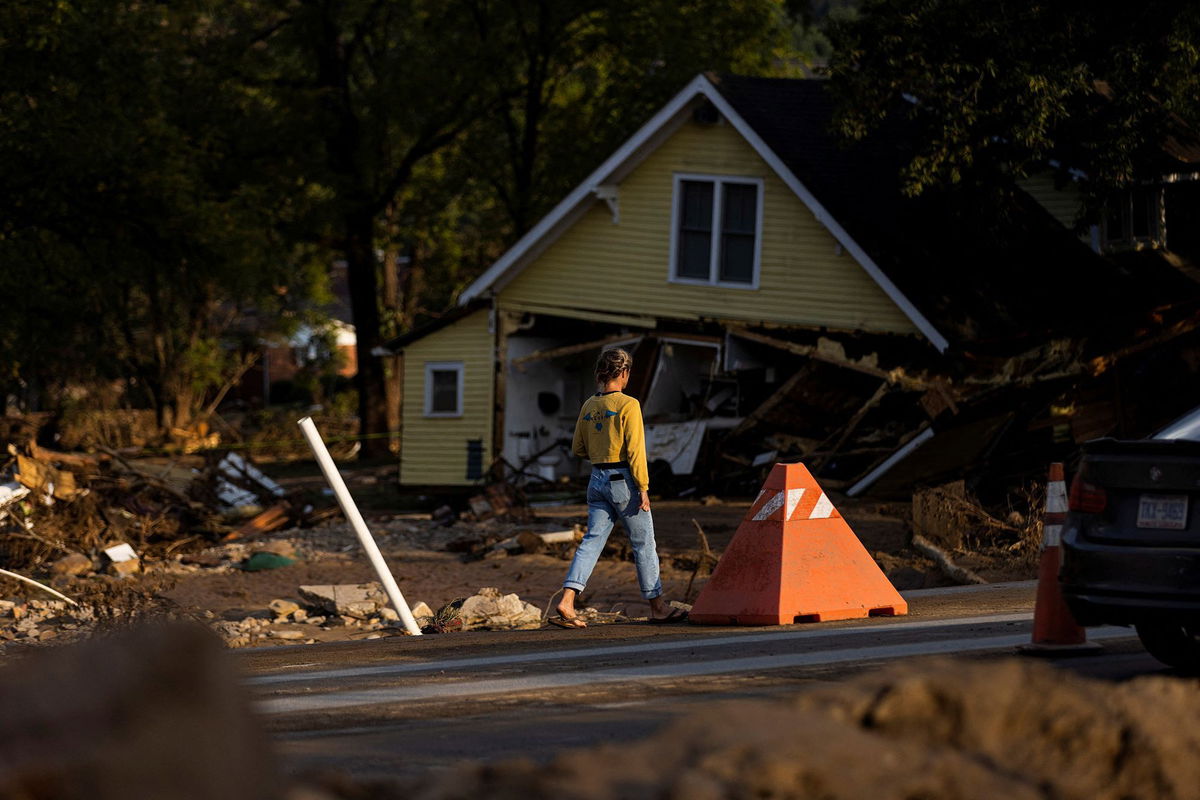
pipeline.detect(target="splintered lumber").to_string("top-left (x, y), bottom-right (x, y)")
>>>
top-left (492, 528), bottom-right (581, 552)
top-left (811, 381), bottom-right (891, 474)
top-left (222, 502), bottom-right (292, 542)
top-left (911, 534), bottom-right (987, 585)
top-left (727, 326), bottom-right (927, 389)
top-left (729, 369), bottom-right (807, 438)
top-left (511, 334), bottom-right (641, 371)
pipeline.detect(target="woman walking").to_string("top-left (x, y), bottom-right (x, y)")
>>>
top-left (552, 348), bottom-right (687, 628)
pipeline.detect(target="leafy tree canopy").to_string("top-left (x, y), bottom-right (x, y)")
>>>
top-left (827, 1), bottom-right (1200, 198)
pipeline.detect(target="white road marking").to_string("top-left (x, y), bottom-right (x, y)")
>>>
top-left (258, 626), bottom-right (1133, 714)
top-left (249, 613), bottom-right (1036, 686)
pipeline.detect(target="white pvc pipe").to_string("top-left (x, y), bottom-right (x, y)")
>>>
top-left (297, 417), bottom-right (422, 636)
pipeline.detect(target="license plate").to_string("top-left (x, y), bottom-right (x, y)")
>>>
top-left (1137, 494), bottom-right (1189, 530)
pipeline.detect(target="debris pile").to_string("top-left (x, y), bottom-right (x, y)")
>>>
top-left (198, 582), bottom-right (546, 648)
top-left (0, 439), bottom-right (335, 574)
top-left (427, 587), bottom-right (544, 632)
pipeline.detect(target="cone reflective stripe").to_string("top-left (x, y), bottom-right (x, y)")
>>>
top-left (690, 462), bottom-right (907, 626)
top-left (1043, 467), bottom-right (1068, 547)
top-left (1022, 462), bottom-right (1098, 654)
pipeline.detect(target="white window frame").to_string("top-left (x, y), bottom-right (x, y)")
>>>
top-left (1101, 185), bottom-right (1165, 251)
top-left (424, 361), bottom-right (464, 418)
top-left (668, 173), bottom-right (764, 290)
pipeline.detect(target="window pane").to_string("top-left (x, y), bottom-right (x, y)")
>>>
top-left (1131, 187), bottom-right (1155, 239)
top-left (678, 230), bottom-right (712, 279)
top-left (431, 369), bottom-right (459, 413)
top-left (720, 233), bottom-right (755, 283)
top-left (680, 181), bottom-right (714, 229)
top-left (723, 183), bottom-right (757, 234)
top-left (677, 180), bottom-right (714, 279)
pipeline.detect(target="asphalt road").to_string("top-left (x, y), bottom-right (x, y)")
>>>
top-left (236, 580), bottom-right (1168, 781)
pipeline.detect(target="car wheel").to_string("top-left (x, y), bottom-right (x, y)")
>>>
top-left (1135, 622), bottom-right (1200, 670)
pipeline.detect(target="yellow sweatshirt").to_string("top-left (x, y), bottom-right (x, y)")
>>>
top-left (572, 391), bottom-right (650, 490)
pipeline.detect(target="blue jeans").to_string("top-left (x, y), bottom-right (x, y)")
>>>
top-left (563, 466), bottom-right (663, 600)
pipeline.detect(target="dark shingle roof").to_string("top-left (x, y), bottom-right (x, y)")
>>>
top-left (709, 74), bottom-right (1200, 353)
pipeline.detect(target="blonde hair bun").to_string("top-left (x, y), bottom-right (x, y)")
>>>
top-left (595, 347), bottom-right (633, 383)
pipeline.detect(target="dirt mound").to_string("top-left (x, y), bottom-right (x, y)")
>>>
top-left (385, 658), bottom-right (1200, 800)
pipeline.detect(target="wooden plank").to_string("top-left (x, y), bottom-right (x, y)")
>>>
top-left (511, 333), bottom-right (642, 371)
top-left (811, 381), bottom-right (891, 475)
top-left (727, 326), bottom-right (928, 389)
top-left (728, 369), bottom-right (808, 438)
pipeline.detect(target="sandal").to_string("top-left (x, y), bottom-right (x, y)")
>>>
top-left (548, 615), bottom-right (588, 629)
top-left (648, 608), bottom-right (689, 625)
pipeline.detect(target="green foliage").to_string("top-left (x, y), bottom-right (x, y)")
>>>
top-left (827, 1), bottom-right (1200, 199)
top-left (0, 0), bottom-right (324, 428)
top-left (0, 0), bottom-right (800, 441)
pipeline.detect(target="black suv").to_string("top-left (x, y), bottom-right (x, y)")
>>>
top-left (1060, 408), bottom-right (1200, 668)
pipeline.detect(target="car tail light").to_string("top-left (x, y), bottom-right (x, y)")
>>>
top-left (1068, 475), bottom-right (1107, 513)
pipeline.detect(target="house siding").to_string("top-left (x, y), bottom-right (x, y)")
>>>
top-left (400, 309), bottom-right (494, 486)
top-left (1018, 172), bottom-right (1084, 230)
top-left (498, 120), bottom-right (917, 333)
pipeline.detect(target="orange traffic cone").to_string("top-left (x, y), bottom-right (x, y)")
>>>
top-left (689, 462), bottom-right (907, 625)
top-left (1020, 462), bottom-right (1100, 654)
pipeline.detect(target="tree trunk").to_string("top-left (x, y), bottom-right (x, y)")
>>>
top-left (345, 209), bottom-right (391, 459)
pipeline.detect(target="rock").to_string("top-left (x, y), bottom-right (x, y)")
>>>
top-left (496, 593), bottom-right (525, 618)
top-left (298, 583), bottom-right (387, 618)
top-left (459, 592), bottom-right (501, 623)
top-left (305, 615), bottom-right (326, 626)
top-left (267, 629), bottom-right (305, 640)
top-left (50, 553), bottom-right (93, 577)
top-left (378, 607), bottom-right (399, 622)
top-left (267, 599), bottom-right (301, 618)
top-left (107, 558), bottom-right (141, 578)
top-left (292, 609), bottom-right (307, 622)
top-left (0, 600), bottom-right (15, 617)
top-left (410, 601), bottom-right (433, 619)
top-left (451, 588), bottom-right (543, 631)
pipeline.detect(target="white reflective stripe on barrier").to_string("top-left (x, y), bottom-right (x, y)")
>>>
top-left (809, 493), bottom-right (835, 520)
top-left (785, 488), bottom-right (805, 520)
top-left (1046, 481), bottom-right (1068, 514)
top-left (753, 490), bottom-right (786, 521)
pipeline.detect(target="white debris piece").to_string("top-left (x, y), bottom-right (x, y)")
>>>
top-left (104, 543), bottom-right (139, 563)
top-left (215, 452), bottom-right (286, 509)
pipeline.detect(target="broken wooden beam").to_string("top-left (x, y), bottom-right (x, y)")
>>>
top-left (811, 381), bottom-right (891, 475)
top-left (728, 369), bottom-right (808, 438)
top-left (511, 333), bottom-right (642, 371)
top-left (727, 327), bottom-right (928, 390)
top-left (222, 502), bottom-right (292, 542)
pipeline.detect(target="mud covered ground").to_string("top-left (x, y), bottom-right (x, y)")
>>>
top-left (0, 481), bottom-right (1039, 650)
top-left (352, 656), bottom-right (1200, 800)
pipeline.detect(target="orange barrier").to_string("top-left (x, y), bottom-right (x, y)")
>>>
top-left (689, 462), bottom-right (907, 625)
top-left (1020, 462), bottom-right (1099, 654)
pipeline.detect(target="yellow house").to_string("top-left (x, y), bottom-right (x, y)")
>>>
top-left (392, 73), bottom-right (1122, 489)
